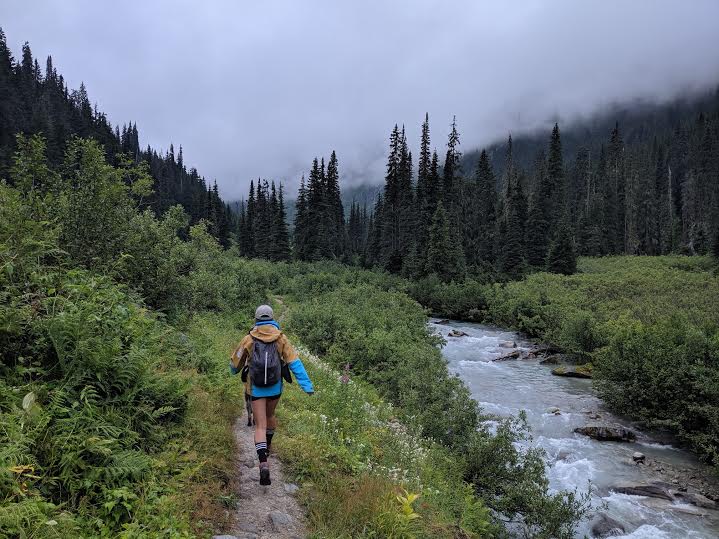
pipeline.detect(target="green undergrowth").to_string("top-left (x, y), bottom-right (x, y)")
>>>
top-left (0, 179), bottom-right (244, 537)
top-left (192, 312), bottom-right (496, 538)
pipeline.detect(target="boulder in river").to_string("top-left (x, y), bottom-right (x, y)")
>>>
top-left (493, 350), bottom-right (521, 361)
top-left (590, 513), bottom-right (625, 538)
top-left (447, 329), bottom-right (469, 337)
top-left (611, 484), bottom-right (673, 500)
top-left (435, 319), bottom-right (450, 325)
top-left (574, 425), bottom-right (636, 442)
top-left (499, 340), bottom-right (517, 348)
top-left (632, 452), bottom-right (646, 464)
top-left (546, 406), bottom-right (561, 414)
top-left (551, 364), bottom-right (593, 378)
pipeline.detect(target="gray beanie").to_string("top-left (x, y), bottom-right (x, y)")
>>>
top-left (255, 304), bottom-right (274, 321)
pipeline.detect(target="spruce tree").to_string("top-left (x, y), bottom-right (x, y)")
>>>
top-left (325, 150), bottom-right (346, 258)
top-left (498, 139), bottom-right (527, 278)
top-left (475, 149), bottom-right (497, 264)
top-left (425, 201), bottom-right (466, 282)
top-left (306, 158), bottom-right (325, 259)
top-left (245, 180), bottom-right (256, 257)
top-left (443, 116), bottom-right (461, 202)
top-left (547, 217), bottom-right (577, 275)
top-left (379, 125), bottom-right (414, 272)
top-left (525, 151), bottom-right (551, 267)
top-left (293, 175), bottom-right (310, 260)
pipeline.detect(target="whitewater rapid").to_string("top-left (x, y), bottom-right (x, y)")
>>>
top-left (432, 319), bottom-right (719, 539)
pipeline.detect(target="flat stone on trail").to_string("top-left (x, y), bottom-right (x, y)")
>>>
top-left (284, 483), bottom-right (299, 494)
top-left (269, 510), bottom-right (293, 529)
top-left (237, 521), bottom-right (259, 533)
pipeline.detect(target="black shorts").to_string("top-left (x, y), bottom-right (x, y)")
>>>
top-left (250, 394), bottom-right (281, 402)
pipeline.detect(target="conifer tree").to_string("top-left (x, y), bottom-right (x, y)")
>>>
top-left (325, 150), bottom-right (346, 257)
top-left (379, 125), bottom-right (414, 272)
top-left (245, 180), bottom-right (256, 257)
top-left (293, 175), bottom-right (310, 260)
top-left (425, 201), bottom-right (466, 282)
top-left (547, 216), bottom-right (577, 275)
top-left (443, 116), bottom-right (461, 203)
top-left (474, 149), bottom-right (497, 264)
top-left (607, 123), bottom-right (625, 253)
top-left (498, 139), bottom-right (526, 277)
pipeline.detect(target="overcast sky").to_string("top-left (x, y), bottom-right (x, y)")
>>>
top-left (2, 1), bottom-right (719, 199)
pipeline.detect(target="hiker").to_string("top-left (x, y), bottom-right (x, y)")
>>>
top-left (230, 304), bottom-right (314, 486)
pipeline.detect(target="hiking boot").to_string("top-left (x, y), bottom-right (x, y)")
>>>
top-left (259, 462), bottom-right (271, 486)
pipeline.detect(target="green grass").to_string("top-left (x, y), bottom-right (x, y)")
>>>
top-left (186, 309), bottom-right (495, 539)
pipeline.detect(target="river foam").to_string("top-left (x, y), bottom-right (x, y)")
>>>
top-left (432, 319), bottom-right (719, 539)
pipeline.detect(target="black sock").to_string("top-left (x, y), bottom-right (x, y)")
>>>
top-left (255, 442), bottom-right (268, 463)
top-left (266, 429), bottom-right (275, 450)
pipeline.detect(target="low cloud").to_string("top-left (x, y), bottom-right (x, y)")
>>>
top-left (3, 0), bottom-right (719, 199)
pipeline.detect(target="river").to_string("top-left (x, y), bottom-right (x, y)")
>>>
top-left (431, 319), bottom-right (719, 539)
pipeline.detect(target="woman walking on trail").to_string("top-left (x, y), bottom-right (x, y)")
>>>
top-left (230, 304), bottom-right (314, 485)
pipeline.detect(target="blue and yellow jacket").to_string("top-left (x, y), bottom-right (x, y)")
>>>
top-left (230, 320), bottom-right (314, 397)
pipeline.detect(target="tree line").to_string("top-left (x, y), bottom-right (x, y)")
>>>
top-left (5, 31), bottom-right (718, 281)
top-left (0, 31), bottom-right (234, 246)
top-left (234, 93), bottom-right (719, 281)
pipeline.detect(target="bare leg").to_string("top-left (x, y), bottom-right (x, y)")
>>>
top-left (266, 397), bottom-right (280, 430)
top-left (252, 397), bottom-right (271, 484)
top-left (252, 398), bottom-right (267, 446)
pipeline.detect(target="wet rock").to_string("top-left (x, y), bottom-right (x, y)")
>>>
top-left (546, 406), bottom-right (561, 414)
top-left (590, 513), bottom-right (625, 538)
top-left (670, 504), bottom-right (708, 517)
top-left (539, 354), bottom-right (562, 365)
top-left (269, 511), bottom-right (293, 529)
top-left (284, 483), bottom-right (299, 494)
top-left (673, 491), bottom-right (717, 509)
top-left (574, 426), bottom-right (636, 442)
top-left (552, 364), bottom-right (593, 378)
top-left (493, 350), bottom-right (521, 361)
top-left (499, 340), bottom-right (517, 348)
top-left (557, 450), bottom-right (571, 461)
top-left (611, 484), bottom-right (673, 500)
top-left (435, 319), bottom-right (450, 325)
top-left (632, 452), bottom-right (646, 464)
top-left (448, 329), bottom-right (469, 337)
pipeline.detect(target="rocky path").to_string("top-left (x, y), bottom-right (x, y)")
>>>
top-left (213, 418), bottom-right (307, 539)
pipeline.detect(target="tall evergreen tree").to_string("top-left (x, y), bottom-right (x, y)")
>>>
top-left (293, 175), bottom-right (310, 260)
top-left (325, 150), bottom-right (346, 258)
top-left (425, 201), bottom-right (466, 282)
top-left (379, 125), bottom-right (414, 272)
top-left (474, 149), bottom-right (497, 264)
top-left (547, 216), bottom-right (577, 275)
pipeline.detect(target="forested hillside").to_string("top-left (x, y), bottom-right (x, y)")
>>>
top-left (0, 30), bottom-right (234, 246)
top-left (231, 92), bottom-right (719, 283)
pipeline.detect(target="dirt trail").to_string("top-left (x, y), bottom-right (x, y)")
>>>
top-left (214, 295), bottom-right (307, 539)
top-left (213, 417), bottom-right (307, 539)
